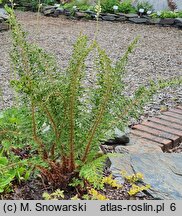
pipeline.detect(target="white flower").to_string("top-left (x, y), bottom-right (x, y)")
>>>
top-left (73, 5), bottom-right (77, 9)
top-left (139, 8), bottom-right (144, 13)
top-left (113, 5), bottom-right (118, 10)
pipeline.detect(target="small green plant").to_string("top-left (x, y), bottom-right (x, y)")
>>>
top-left (102, 174), bottom-right (122, 189)
top-left (0, 142), bottom-right (31, 193)
top-left (128, 184), bottom-right (150, 196)
top-left (88, 188), bottom-right (109, 200)
top-left (121, 170), bottom-right (144, 183)
top-left (42, 189), bottom-right (65, 200)
top-left (121, 170), bottom-right (150, 196)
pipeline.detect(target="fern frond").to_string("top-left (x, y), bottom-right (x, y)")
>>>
top-left (79, 155), bottom-right (108, 189)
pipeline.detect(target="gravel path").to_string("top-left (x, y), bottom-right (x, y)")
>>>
top-left (0, 11), bottom-right (181, 116)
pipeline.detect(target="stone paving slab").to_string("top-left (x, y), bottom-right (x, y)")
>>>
top-left (115, 137), bottom-right (163, 153)
top-left (109, 153), bottom-right (182, 200)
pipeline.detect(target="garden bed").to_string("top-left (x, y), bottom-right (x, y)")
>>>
top-left (0, 7), bottom-right (181, 200)
top-left (41, 5), bottom-right (182, 28)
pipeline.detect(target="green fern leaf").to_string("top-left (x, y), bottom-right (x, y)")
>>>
top-left (79, 155), bottom-right (108, 189)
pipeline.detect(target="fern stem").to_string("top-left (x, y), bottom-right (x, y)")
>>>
top-left (69, 91), bottom-right (75, 171)
top-left (82, 91), bottom-right (110, 163)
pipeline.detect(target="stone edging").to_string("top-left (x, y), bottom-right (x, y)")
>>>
top-left (42, 6), bottom-right (182, 29)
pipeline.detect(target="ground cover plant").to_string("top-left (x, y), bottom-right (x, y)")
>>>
top-left (0, 3), bottom-right (181, 199)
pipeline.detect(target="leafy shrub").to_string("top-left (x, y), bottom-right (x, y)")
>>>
top-left (63, 0), bottom-right (92, 12)
top-left (151, 10), bottom-right (182, 19)
top-left (136, 1), bottom-right (153, 13)
top-left (100, 0), bottom-right (119, 13)
top-left (100, 0), bottom-right (136, 14)
top-left (178, 11), bottom-right (182, 18)
top-left (0, 155), bottom-right (30, 193)
top-left (118, 0), bottom-right (136, 14)
top-left (3, 5), bottom-right (182, 192)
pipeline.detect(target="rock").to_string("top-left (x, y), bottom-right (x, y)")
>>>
top-left (115, 16), bottom-right (126, 21)
top-left (175, 18), bottom-right (182, 23)
top-left (117, 12), bottom-right (126, 16)
top-left (147, 18), bottom-right (161, 25)
top-left (115, 139), bottom-right (163, 154)
top-left (102, 135), bottom-right (130, 146)
top-left (100, 135), bottom-right (130, 153)
top-left (160, 18), bottom-right (175, 25)
top-left (109, 153), bottom-right (182, 199)
top-left (42, 6), bottom-right (57, 16)
top-left (90, 13), bottom-right (97, 18)
top-left (42, 6), bottom-right (57, 12)
top-left (75, 12), bottom-right (86, 18)
top-left (0, 8), bottom-right (9, 20)
top-left (84, 10), bottom-right (94, 15)
top-left (0, 22), bottom-right (9, 31)
top-left (43, 8), bottom-right (56, 16)
top-left (102, 15), bottom-right (116, 21)
top-left (175, 23), bottom-right (182, 28)
top-left (129, 17), bottom-right (148, 24)
top-left (101, 13), bottom-right (119, 18)
top-left (0, 17), bottom-right (3, 22)
top-left (64, 10), bottom-right (71, 16)
top-left (175, 18), bottom-right (182, 28)
top-left (55, 7), bottom-right (64, 15)
top-left (124, 13), bottom-right (138, 18)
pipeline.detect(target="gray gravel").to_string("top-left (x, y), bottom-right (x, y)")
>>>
top-left (0, 11), bottom-right (181, 116)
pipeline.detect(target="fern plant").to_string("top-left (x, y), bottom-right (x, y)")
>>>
top-left (2, 5), bottom-right (182, 191)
